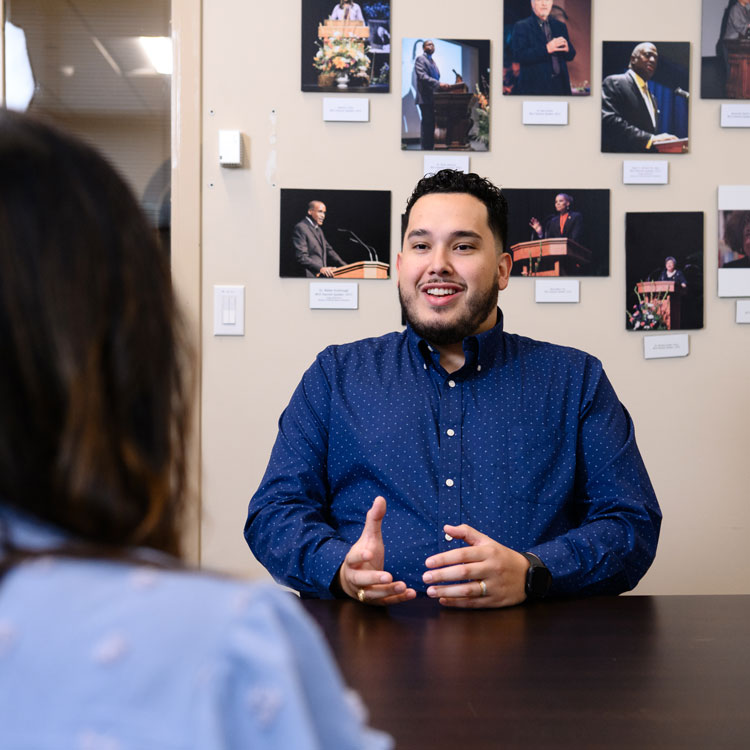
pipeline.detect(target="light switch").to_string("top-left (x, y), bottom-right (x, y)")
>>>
top-left (213, 285), bottom-right (244, 336)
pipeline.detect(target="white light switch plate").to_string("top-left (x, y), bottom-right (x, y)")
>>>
top-left (213, 285), bottom-right (245, 335)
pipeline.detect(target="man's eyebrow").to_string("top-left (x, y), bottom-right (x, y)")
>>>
top-left (406, 229), bottom-right (483, 241)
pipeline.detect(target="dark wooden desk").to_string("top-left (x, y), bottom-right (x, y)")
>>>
top-left (302, 596), bottom-right (750, 749)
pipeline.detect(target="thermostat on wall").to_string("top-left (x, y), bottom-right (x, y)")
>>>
top-left (219, 130), bottom-right (243, 167)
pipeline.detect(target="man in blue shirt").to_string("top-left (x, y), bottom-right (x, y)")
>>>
top-left (245, 170), bottom-right (661, 608)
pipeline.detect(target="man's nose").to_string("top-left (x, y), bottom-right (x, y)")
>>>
top-left (428, 246), bottom-right (453, 274)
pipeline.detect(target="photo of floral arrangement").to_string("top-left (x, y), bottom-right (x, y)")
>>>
top-left (301, 1), bottom-right (390, 92)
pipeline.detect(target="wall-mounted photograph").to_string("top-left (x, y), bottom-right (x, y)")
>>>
top-left (601, 41), bottom-right (690, 153)
top-left (701, 0), bottom-right (750, 99)
top-left (301, 0), bottom-right (390, 92)
top-left (719, 210), bottom-right (750, 269)
top-left (717, 185), bottom-right (750, 298)
top-left (401, 38), bottom-right (490, 151)
top-left (625, 212), bottom-right (704, 331)
top-left (503, 188), bottom-right (610, 277)
top-left (502, 0), bottom-right (592, 96)
top-left (280, 189), bottom-right (391, 278)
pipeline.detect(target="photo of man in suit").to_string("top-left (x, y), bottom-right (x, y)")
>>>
top-left (601, 42), bottom-right (680, 153)
top-left (293, 201), bottom-right (347, 277)
top-left (529, 193), bottom-right (583, 243)
top-left (511, 0), bottom-right (576, 95)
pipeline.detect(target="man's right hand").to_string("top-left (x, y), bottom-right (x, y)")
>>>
top-left (319, 266), bottom-right (336, 277)
top-left (338, 496), bottom-right (417, 605)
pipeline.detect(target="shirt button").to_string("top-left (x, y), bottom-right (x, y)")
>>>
top-left (448, 380), bottom-right (456, 388)
top-left (446, 428), bottom-right (455, 437)
top-left (444, 533), bottom-right (453, 542)
top-left (423, 363), bottom-right (427, 370)
top-left (477, 364), bottom-right (482, 372)
top-left (445, 478), bottom-right (454, 487)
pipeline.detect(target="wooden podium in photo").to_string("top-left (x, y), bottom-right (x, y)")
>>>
top-left (510, 237), bottom-right (592, 276)
top-left (317, 19), bottom-right (370, 40)
top-left (636, 280), bottom-right (680, 329)
top-left (323, 261), bottom-right (389, 279)
top-left (725, 39), bottom-right (750, 99)
top-left (434, 84), bottom-right (472, 149)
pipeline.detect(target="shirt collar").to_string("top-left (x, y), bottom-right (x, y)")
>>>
top-left (0, 502), bottom-right (68, 552)
top-left (628, 68), bottom-right (647, 90)
top-left (406, 307), bottom-right (505, 377)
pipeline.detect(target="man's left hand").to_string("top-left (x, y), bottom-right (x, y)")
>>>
top-left (422, 524), bottom-right (529, 608)
top-left (547, 37), bottom-right (569, 54)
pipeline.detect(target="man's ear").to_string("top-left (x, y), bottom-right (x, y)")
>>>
top-left (497, 252), bottom-right (512, 291)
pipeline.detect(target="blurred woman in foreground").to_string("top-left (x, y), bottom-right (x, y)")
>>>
top-left (0, 110), bottom-right (390, 750)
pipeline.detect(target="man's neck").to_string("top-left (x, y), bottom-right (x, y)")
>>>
top-left (433, 341), bottom-right (465, 374)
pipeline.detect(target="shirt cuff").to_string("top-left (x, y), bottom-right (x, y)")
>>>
top-left (525, 537), bottom-right (582, 594)
top-left (314, 537), bottom-right (353, 599)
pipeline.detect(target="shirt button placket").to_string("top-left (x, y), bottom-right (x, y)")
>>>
top-left (438, 376), bottom-right (462, 549)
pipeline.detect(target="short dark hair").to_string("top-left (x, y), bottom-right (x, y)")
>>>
top-left (723, 210), bottom-right (750, 256)
top-left (404, 170), bottom-right (508, 249)
top-left (0, 111), bottom-right (191, 561)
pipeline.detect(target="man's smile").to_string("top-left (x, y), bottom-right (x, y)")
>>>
top-left (420, 282), bottom-right (464, 305)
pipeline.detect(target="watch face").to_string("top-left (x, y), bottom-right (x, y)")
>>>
top-left (527, 565), bottom-right (552, 597)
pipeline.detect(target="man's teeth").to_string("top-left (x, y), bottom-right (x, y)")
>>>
top-left (426, 288), bottom-right (456, 296)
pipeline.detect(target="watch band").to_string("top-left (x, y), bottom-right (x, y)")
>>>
top-left (520, 551), bottom-right (552, 599)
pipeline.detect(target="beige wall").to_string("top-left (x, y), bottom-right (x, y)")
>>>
top-left (196, 0), bottom-right (750, 595)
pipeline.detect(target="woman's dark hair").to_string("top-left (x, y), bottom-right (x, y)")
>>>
top-left (0, 111), bottom-right (191, 561)
top-left (403, 169), bottom-right (508, 250)
top-left (723, 210), bottom-right (750, 257)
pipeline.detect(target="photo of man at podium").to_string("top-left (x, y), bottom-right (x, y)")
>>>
top-left (301, 0), bottom-right (391, 92)
top-left (626, 212), bottom-right (704, 331)
top-left (279, 188), bottom-right (391, 279)
top-left (503, 188), bottom-right (610, 277)
top-left (601, 41), bottom-right (690, 154)
top-left (401, 37), bottom-right (491, 151)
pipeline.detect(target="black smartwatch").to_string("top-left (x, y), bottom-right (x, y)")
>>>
top-left (520, 552), bottom-right (552, 599)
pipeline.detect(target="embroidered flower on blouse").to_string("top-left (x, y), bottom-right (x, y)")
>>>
top-left (91, 633), bottom-right (129, 665)
top-left (247, 686), bottom-right (283, 728)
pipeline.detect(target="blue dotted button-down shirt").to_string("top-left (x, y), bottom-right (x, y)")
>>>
top-left (245, 312), bottom-right (661, 599)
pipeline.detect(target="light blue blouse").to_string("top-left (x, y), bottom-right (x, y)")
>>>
top-left (0, 506), bottom-right (391, 749)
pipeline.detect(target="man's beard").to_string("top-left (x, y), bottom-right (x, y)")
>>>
top-left (398, 274), bottom-right (499, 346)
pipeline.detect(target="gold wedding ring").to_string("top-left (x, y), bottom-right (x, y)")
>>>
top-left (357, 588), bottom-right (366, 603)
top-left (478, 579), bottom-right (488, 597)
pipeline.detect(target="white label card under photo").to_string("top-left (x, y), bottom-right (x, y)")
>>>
top-left (522, 101), bottom-right (568, 125)
top-left (322, 97), bottom-right (369, 122)
top-left (737, 300), bottom-right (750, 323)
top-left (643, 333), bottom-right (689, 360)
top-left (718, 185), bottom-right (750, 210)
top-left (309, 281), bottom-right (358, 309)
top-left (534, 279), bottom-right (580, 303)
top-left (721, 103), bottom-right (750, 128)
top-left (623, 161), bottom-right (669, 185)
top-left (718, 269), bottom-right (750, 297)
top-left (424, 154), bottom-right (470, 176)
